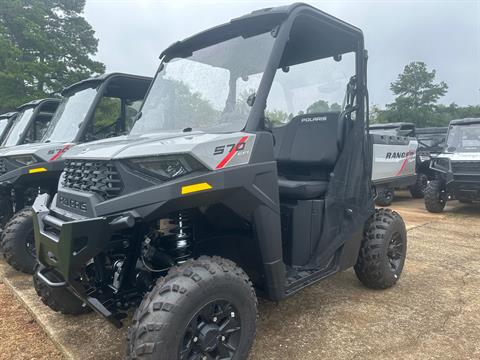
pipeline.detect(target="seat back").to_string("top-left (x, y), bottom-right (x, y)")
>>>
top-left (273, 112), bottom-right (344, 180)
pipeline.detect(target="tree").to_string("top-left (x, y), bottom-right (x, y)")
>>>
top-left (0, 0), bottom-right (105, 113)
top-left (384, 61), bottom-right (448, 127)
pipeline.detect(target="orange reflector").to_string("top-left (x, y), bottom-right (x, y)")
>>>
top-left (29, 167), bottom-right (47, 174)
top-left (181, 182), bottom-right (212, 195)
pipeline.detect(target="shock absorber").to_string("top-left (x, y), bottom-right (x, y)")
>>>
top-left (162, 210), bottom-right (193, 263)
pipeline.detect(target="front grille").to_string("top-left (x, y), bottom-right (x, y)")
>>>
top-left (62, 160), bottom-right (122, 199)
top-left (0, 159), bottom-right (6, 175)
top-left (451, 161), bottom-right (480, 174)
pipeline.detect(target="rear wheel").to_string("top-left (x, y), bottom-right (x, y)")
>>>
top-left (375, 187), bottom-right (394, 206)
top-left (0, 208), bottom-right (36, 274)
top-left (355, 208), bottom-right (407, 289)
top-left (424, 180), bottom-right (447, 213)
top-left (33, 264), bottom-right (91, 315)
top-left (127, 256), bottom-right (257, 360)
top-left (409, 173), bottom-right (428, 198)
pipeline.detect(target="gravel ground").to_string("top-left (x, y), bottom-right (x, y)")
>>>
top-left (0, 279), bottom-right (63, 360)
top-left (0, 193), bottom-right (479, 359)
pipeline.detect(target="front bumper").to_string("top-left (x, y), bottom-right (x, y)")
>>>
top-left (33, 193), bottom-right (113, 283)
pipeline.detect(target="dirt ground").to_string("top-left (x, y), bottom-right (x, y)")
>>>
top-left (0, 279), bottom-right (63, 360)
top-left (0, 192), bottom-right (479, 359)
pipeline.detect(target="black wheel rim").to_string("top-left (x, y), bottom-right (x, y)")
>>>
top-left (180, 300), bottom-right (241, 360)
top-left (387, 232), bottom-right (403, 273)
top-left (25, 231), bottom-right (36, 257)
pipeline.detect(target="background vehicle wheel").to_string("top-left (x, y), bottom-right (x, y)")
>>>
top-left (127, 256), bottom-right (257, 360)
top-left (409, 173), bottom-right (428, 198)
top-left (355, 208), bottom-right (407, 289)
top-left (424, 180), bottom-right (447, 213)
top-left (33, 264), bottom-right (91, 315)
top-left (0, 208), bottom-right (36, 274)
top-left (375, 187), bottom-right (394, 206)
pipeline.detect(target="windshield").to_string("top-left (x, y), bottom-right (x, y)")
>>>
top-left (131, 31), bottom-right (275, 134)
top-left (447, 124), bottom-right (480, 152)
top-left (2, 108), bottom-right (34, 147)
top-left (0, 118), bottom-right (10, 139)
top-left (43, 87), bottom-right (97, 142)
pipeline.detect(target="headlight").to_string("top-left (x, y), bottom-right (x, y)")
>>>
top-left (419, 154), bottom-right (431, 162)
top-left (432, 158), bottom-right (450, 172)
top-left (9, 155), bottom-right (38, 166)
top-left (127, 154), bottom-right (205, 180)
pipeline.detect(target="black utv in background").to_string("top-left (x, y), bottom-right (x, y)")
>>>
top-left (33, 4), bottom-right (407, 360)
top-left (0, 73), bottom-right (151, 273)
top-left (425, 118), bottom-right (480, 212)
top-left (415, 126), bottom-right (448, 178)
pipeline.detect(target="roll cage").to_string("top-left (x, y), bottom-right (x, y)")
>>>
top-left (158, 3), bottom-right (367, 133)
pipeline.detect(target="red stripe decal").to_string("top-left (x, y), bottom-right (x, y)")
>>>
top-left (49, 144), bottom-right (71, 161)
top-left (215, 136), bottom-right (248, 169)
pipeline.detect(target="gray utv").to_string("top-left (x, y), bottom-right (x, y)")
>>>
top-left (33, 4), bottom-right (407, 359)
top-left (425, 118), bottom-right (480, 212)
top-left (0, 111), bottom-right (18, 145)
top-left (0, 73), bottom-right (151, 273)
top-left (0, 99), bottom-right (60, 226)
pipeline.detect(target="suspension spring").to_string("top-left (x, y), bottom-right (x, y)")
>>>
top-left (164, 210), bottom-right (193, 263)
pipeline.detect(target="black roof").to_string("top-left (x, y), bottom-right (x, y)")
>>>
top-left (0, 111), bottom-right (17, 120)
top-left (62, 72), bottom-right (152, 96)
top-left (449, 118), bottom-right (480, 126)
top-left (16, 98), bottom-right (61, 111)
top-left (161, 3), bottom-right (363, 65)
top-left (369, 122), bottom-right (415, 129)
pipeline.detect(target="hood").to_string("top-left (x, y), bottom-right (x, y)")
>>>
top-left (65, 130), bottom-right (257, 171)
top-left (438, 152), bottom-right (480, 161)
top-left (0, 141), bottom-right (70, 162)
top-left (66, 131), bottom-right (211, 160)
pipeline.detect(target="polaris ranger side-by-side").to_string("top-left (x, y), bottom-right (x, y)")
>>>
top-left (0, 73), bottom-right (151, 273)
top-left (0, 99), bottom-right (60, 226)
top-left (425, 118), bottom-right (480, 212)
top-left (416, 126), bottom-right (448, 179)
top-left (370, 123), bottom-right (419, 205)
top-left (1, 99), bottom-right (60, 149)
top-left (0, 112), bottom-right (18, 145)
top-left (33, 4), bottom-right (407, 359)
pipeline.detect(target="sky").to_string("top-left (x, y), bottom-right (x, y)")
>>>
top-left (84, 0), bottom-right (480, 107)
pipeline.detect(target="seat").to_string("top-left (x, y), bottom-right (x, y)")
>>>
top-left (273, 112), bottom-right (345, 199)
top-left (278, 178), bottom-right (328, 199)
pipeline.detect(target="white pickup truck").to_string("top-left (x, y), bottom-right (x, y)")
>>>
top-left (370, 122), bottom-right (420, 205)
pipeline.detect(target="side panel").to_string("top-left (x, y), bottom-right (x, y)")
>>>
top-left (372, 135), bottom-right (418, 182)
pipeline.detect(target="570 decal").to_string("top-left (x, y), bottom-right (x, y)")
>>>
top-left (214, 136), bottom-right (249, 169)
top-left (213, 142), bottom-right (246, 155)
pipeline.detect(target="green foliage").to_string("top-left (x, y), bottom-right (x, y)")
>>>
top-left (370, 61), bottom-right (480, 128)
top-left (0, 0), bottom-right (105, 113)
top-left (306, 100), bottom-right (342, 114)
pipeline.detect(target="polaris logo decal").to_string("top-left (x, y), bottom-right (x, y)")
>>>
top-left (301, 116), bottom-right (327, 123)
top-left (386, 150), bottom-right (415, 159)
top-left (58, 195), bottom-right (87, 212)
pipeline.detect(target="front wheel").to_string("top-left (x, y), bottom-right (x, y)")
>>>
top-left (127, 256), bottom-right (258, 360)
top-left (424, 179), bottom-right (447, 213)
top-left (0, 207), bottom-right (36, 274)
top-left (375, 187), bottom-right (394, 206)
top-left (355, 208), bottom-right (407, 289)
top-left (409, 173), bottom-right (428, 198)
top-left (33, 264), bottom-right (91, 315)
